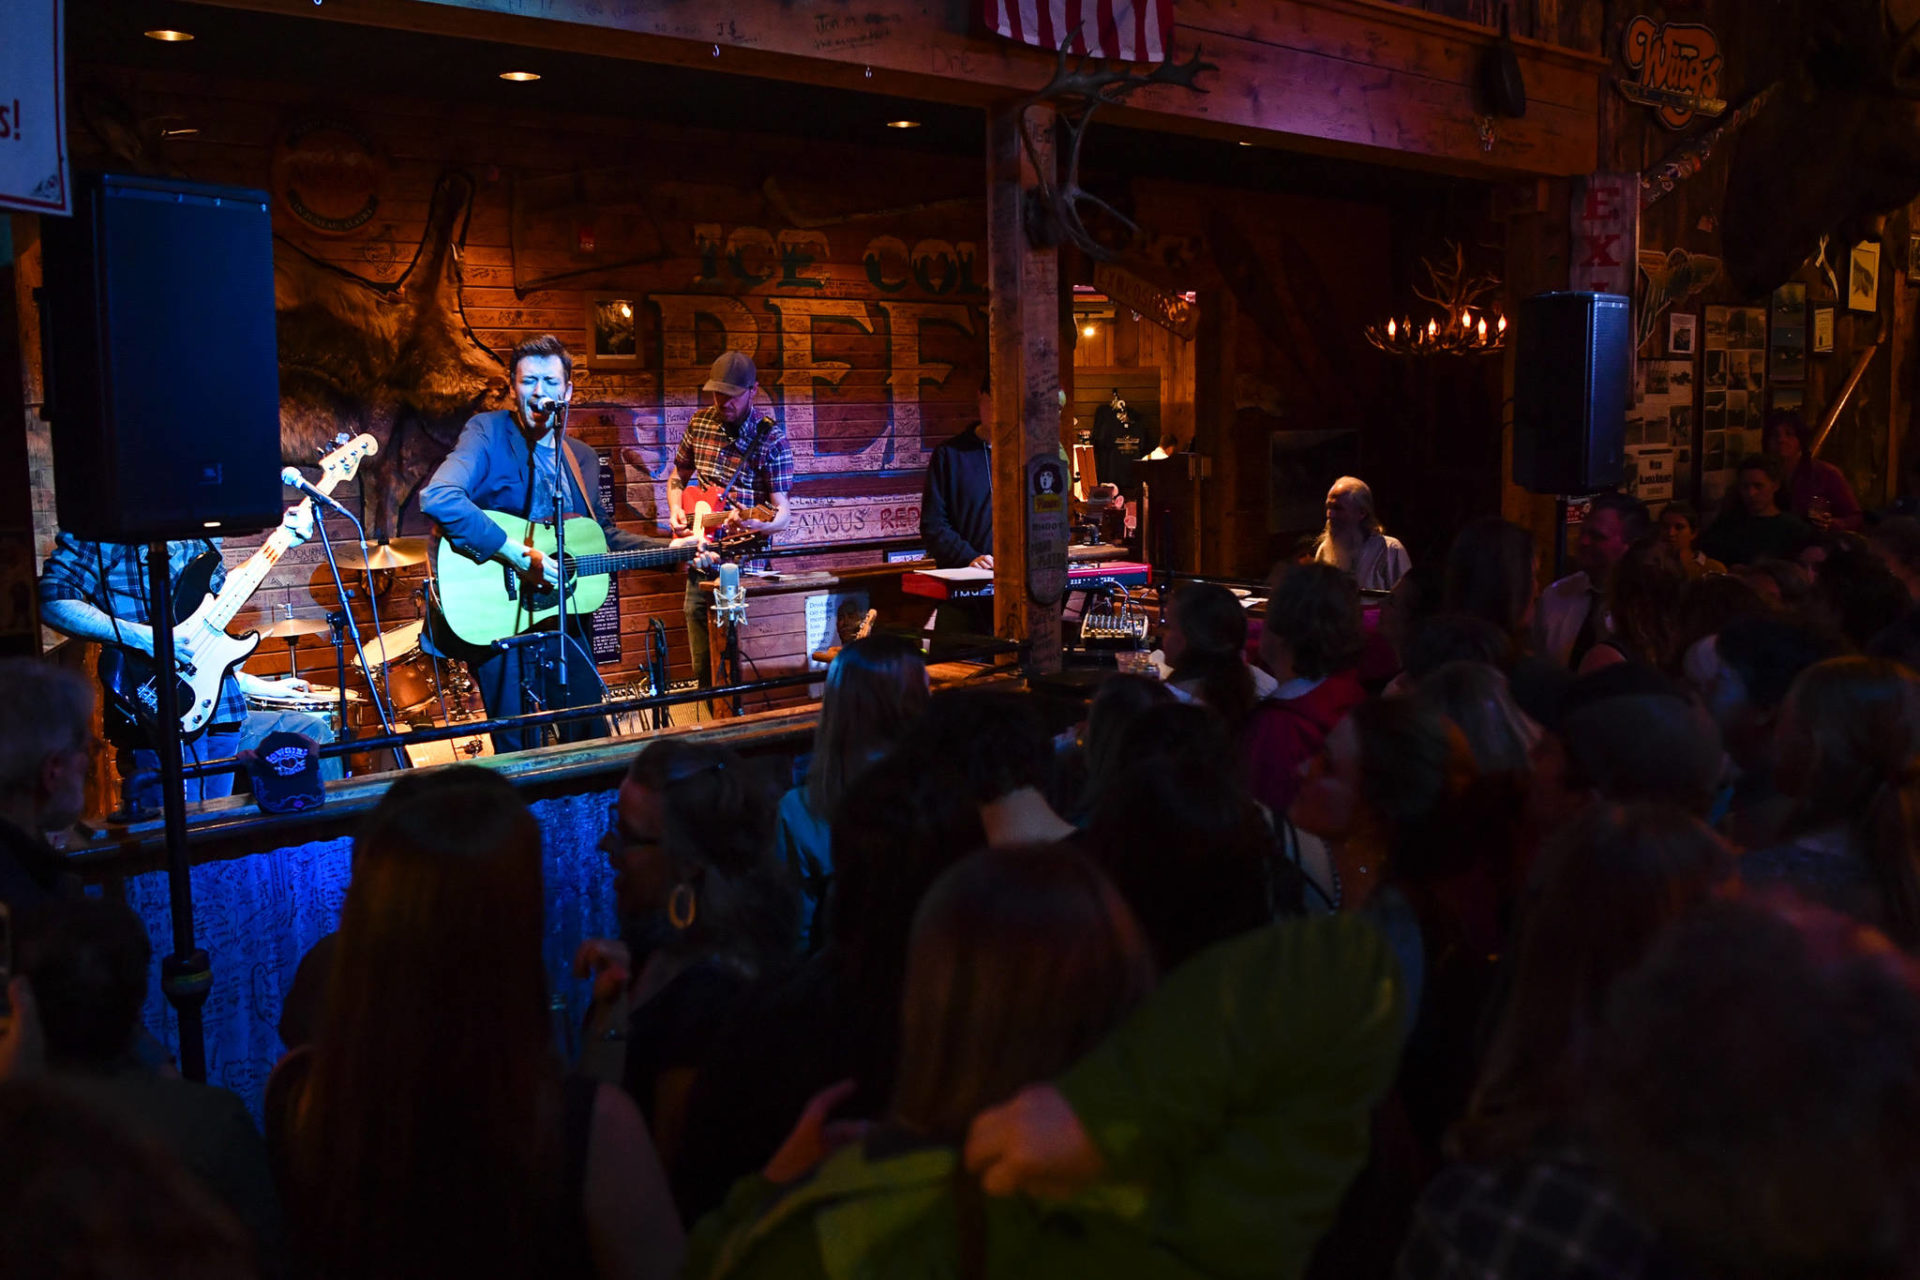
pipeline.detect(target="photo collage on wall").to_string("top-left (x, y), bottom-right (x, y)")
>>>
top-left (1628, 355), bottom-right (1693, 504)
top-left (1700, 304), bottom-right (1768, 505)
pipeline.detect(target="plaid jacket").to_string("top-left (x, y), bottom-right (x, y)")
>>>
top-left (39, 532), bottom-right (249, 726)
top-left (674, 407), bottom-right (794, 513)
top-left (1397, 1145), bottom-right (1684, 1280)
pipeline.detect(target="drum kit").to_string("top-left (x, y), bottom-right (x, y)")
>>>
top-left (242, 536), bottom-right (491, 774)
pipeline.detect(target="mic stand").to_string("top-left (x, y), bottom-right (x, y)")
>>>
top-left (146, 541), bottom-right (209, 1083)
top-left (312, 504), bottom-right (409, 772)
top-left (550, 402), bottom-right (572, 702)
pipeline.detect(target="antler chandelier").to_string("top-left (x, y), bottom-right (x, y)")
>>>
top-left (1364, 241), bottom-right (1507, 357)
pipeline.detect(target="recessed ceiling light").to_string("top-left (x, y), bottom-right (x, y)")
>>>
top-left (885, 119), bottom-right (922, 129)
top-left (144, 29), bottom-right (194, 41)
top-left (499, 70), bottom-right (541, 82)
top-left (1238, 140), bottom-right (1253, 147)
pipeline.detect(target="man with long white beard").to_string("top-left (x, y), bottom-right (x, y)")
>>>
top-left (1312, 476), bottom-right (1411, 591)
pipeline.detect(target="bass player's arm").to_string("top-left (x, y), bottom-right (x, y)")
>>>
top-left (41, 598), bottom-right (155, 656)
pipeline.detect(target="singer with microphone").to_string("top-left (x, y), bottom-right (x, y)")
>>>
top-left (669, 351), bottom-right (794, 694)
top-left (421, 335), bottom-right (711, 752)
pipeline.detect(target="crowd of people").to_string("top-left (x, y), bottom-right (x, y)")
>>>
top-left (5, 429), bottom-right (1920, 1279)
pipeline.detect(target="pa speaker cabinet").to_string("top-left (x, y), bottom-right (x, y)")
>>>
top-left (1512, 291), bottom-right (1631, 495)
top-left (41, 173), bottom-right (283, 543)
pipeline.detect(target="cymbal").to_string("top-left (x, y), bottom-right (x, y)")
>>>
top-left (261, 617), bottom-right (331, 639)
top-left (334, 538), bottom-right (429, 570)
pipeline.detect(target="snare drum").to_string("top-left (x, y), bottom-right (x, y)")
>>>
top-left (355, 620), bottom-right (426, 669)
top-left (244, 684), bottom-right (364, 737)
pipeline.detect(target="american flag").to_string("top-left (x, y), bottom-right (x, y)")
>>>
top-left (980, 0), bottom-right (1176, 63)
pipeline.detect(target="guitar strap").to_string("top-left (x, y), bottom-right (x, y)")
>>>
top-left (559, 438), bottom-right (596, 521)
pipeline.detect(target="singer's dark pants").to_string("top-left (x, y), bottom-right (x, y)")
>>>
top-left (472, 630), bottom-right (609, 755)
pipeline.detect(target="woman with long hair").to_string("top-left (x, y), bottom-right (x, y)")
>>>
top-left (1161, 581), bottom-right (1262, 730)
top-left (1743, 657), bottom-right (1920, 948)
top-left (1399, 807), bottom-right (1733, 1278)
top-left (1580, 537), bottom-right (1690, 673)
top-left (579, 739), bottom-right (799, 1189)
top-left (274, 767), bottom-right (682, 1280)
top-left (1443, 517), bottom-right (1537, 645)
top-left (686, 849), bottom-right (1405, 1280)
top-left (775, 635), bottom-right (928, 943)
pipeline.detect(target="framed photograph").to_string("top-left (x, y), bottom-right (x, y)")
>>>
top-left (1813, 306), bottom-right (1835, 353)
top-left (1668, 312), bottom-right (1697, 355)
top-left (587, 295), bottom-right (640, 365)
top-left (1850, 242), bottom-right (1882, 313)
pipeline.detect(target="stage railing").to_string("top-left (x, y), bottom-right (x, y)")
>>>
top-left (177, 635), bottom-right (1023, 781)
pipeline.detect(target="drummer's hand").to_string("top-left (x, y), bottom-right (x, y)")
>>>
top-left (281, 504), bottom-right (316, 546)
top-left (280, 677), bottom-right (313, 694)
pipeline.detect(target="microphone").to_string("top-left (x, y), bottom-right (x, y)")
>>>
top-left (281, 467), bottom-right (355, 520)
top-left (714, 560), bottom-right (747, 627)
top-left (525, 396), bottom-right (568, 416)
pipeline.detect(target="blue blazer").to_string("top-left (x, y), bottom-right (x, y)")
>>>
top-left (421, 410), bottom-right (658, 562)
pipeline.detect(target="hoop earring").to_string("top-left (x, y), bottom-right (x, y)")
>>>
top-left (668, 883), bottom-right (698, 931)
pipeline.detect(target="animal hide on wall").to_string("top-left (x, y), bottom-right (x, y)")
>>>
top-left (274, 170), bottom-right (506, 536)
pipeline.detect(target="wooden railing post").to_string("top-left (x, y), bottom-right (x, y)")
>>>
top-left (987, 101), bottom-right (1064, 676)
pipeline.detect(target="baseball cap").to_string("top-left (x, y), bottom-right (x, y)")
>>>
top-left (243, 731), bottom-right (326, 814)
top-left (702, 351), bottom-right (757, 396)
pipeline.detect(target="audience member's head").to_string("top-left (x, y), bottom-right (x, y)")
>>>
top-left (1292, 697), bottom-right (1509, 900)
top-left (17, 899), bottom-right (151, 1070)
top-left (0, 1080), bottom-right (255, 1280)
top-left (1674, 571), bottom-right (1769, 663)
top-left (1576, 492), bottom-right (1651, 580)
top-left (293, 766), bottom-right (567, 1279)
top-left (806, 634), bottom-right (928, 822)
top-left (1162, 582), bottom-right (1257, 728)
top-left (0, 657), bottom-right (94, 835)
top-left (1561, 689), bottom-right (1723, 818)
top-left (1733, 453), bottom-right (1787, 519)
top-left (1079, 674), bottom-right (1178, 818)
top-left (828, 744), bottom-right (988, 999)
top-left (1772, 657), bottom-right (1920, 947)
top-left (1260, 562), bottom-right (1364, 682)
top-left (1401, 613), bottom-right (1515, 681)
top-left (909, 690), bottom-right (1054, 809)
top-left (1603, 538), bottom-right (1689, 670)
top-left (1868, 515), bottom-right (1920, 600)
top-left (1593, 898), bottom-right (1920, 1280)
top-left (1417, 661), bottom-right (1536, 776)
top-left (1379, 561), bottom-right (1446, 670)
top-left (1811, 536), bottom-right (1912, 650)
top-left (1658, 499), bottom-right (1705, 563)
top-left (620, 740), bottom-right (797, 968)
top-left (1734, 556), bottom-right (1815, 613)
top-left (1697, 613), bottom-right (1834, 770)
top-left (1762, 408), bottom-right (1813, 470)
top-left (891, 847), bottom-right (1153, 1142)
top-left (1866, 608), bottom-right (1920, 669)
top-left (1444, 518), bottom-right (1537, 640)
top-left (1086, 701), bottom-right (1297, 969)
top-left (1456, 804), bottom-right (1731, 1161)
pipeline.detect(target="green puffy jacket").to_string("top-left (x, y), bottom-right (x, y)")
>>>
top-left (686, 913), bottom-right (1407, 1280)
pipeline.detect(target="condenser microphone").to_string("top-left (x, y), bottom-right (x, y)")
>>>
top-left (525, 395), bottom-right (568, 416)
top-left (280, 468), bottom-right (355, 520)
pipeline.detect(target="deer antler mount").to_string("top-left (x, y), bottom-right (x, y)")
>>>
top-left (1018, 41), bottom-right (1217, 260)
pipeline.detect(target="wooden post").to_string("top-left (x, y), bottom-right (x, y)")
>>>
top-left (1190, 287), bottom-right (1237, 575)
top-left (987, 101), bottom-right (1065, 676)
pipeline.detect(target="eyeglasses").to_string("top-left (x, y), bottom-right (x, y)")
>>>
top-left (605, 803), bottom-right (661, 851)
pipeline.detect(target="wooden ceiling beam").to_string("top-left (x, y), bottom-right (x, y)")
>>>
top-left (183, 0), bottom-right (1600, 177)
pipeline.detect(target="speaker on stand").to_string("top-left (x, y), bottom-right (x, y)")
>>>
top-left (1511, 291), bottom-right (1632, 496)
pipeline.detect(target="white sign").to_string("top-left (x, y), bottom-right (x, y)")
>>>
top-left (0, 0), bottom-right (68, 216)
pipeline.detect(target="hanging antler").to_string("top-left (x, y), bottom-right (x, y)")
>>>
top-left (1018, 37), bottom-right (1217, 260)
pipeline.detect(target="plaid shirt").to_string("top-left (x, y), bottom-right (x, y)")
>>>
top-left (674, 407), bottom-right (794, 514)
top-left (1397, 1145), bottom-right (1681, 1280)
top-left (39, 532), bottom-right (248, 727)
